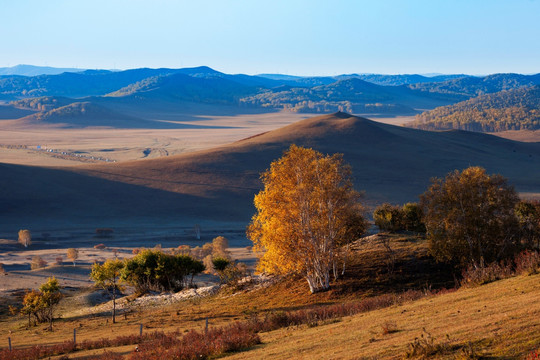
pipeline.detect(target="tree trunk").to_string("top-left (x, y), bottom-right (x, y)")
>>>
top-left (112, 286), bottom-right (116, 324)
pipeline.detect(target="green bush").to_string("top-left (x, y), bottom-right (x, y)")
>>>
top-left (121, 250), bottom-right (204, 293)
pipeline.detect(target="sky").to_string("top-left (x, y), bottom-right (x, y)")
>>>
top-left (1, 0), bottom-right (539, 76)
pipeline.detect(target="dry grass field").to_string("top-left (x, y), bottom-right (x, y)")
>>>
top-left (226, 274), bottom-right (540, 360)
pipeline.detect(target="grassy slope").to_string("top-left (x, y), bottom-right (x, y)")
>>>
top-left (226, 274), bottom-right (540, 359)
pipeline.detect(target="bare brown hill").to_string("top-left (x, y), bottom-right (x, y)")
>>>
top-left (1, 112), bottom-right (539, 232)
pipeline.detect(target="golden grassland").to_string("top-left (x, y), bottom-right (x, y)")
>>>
top-left (0, 235), bottom-right (538, 359)
top-left (225, 273), bottom-right (540, 359)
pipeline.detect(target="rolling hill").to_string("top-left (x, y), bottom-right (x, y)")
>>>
top-left (1, 112), bottom-right (539, 232)
top-left (107, 72), bottom-right (260, 104)
top-left (408, 86), bottom-right (540, 132)
top-left (0, 68), bottom-right (186, 98)
top-left (239, 78), bottom-right (459, 114)
top-left (16, 101), bottom-right (152, 128)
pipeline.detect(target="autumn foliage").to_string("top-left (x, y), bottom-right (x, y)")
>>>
top-left (248, 145), bottom-right (367, 293)
top-left (420, 166), bottom-right (521, 266)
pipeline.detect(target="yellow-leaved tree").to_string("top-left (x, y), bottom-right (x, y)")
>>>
top-left (247, 145), bottom-right (367, 293)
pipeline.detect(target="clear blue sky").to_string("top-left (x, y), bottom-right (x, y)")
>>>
top-left (1, 0), bottom-right (539, 75)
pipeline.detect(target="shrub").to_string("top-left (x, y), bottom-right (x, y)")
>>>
top-left (515, 200), bottom-right (540, 249)
top-left (212, 236), bottom-right (229, 257)
top-left (514, 250), bottom-right (540, 275)
top-left (373, 203), bottom-right (403, 232)
top-left (55, 257), bottom-right (63, 265)
top-left (381, 321), bottom-right (398, 335)
top-left (401, 202), bottom-right (426, 233)
top-left (404, 329), bottom-right (450, 358)
top-left (212, 257), bottom-right (230, 272)
top-left (94, 243), bottom-right (107, 250)
top-left (31, 255), bottom-right (48, 270)
top-left (0, 262), bottom-right (5, 274)
top-left (460, 260), bottom-right (513, 287)
top-left (421, 167), bottom-right (520, 267)
top-left (122, 250), bottom-right (205, 292)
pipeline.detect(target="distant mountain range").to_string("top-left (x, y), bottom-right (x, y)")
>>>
top-left (1, 65), bottom-right (539, 129)
top-left (0, 64), bottom-right (86, 76)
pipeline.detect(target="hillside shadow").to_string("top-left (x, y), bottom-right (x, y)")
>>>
top-left (0, 162), bottom-right (254, 232)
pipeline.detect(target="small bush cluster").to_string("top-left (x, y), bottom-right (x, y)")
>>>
top-left (176, 236), bottom-right (231, 276)
top-left (122, 249), bottom-right (205, 293)
top-left (460, 261), bottom-right (513, 287)
top-left (460, 250), bottom-right (540, 287)
top-left (30, 256), bottom-right (47, 270)
top-left (94, 244), bottom-right (107, 250)
top-left (514, 250), bottom-right (540, 275)
top-left (373, 203), bottom-right (425, 233)
top-left (404, 329), bottom-right (450, 358)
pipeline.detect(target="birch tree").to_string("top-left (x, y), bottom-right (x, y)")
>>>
top-left (247, 145), bottom-right (367, 293)
top-left (90, 259), bottom-right (124, 324)
top-left (18, 229), bottom-right (32, 248)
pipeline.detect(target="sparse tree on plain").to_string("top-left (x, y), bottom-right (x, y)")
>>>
top-left (420, 166), bottom-right (520, 266)
top-left (39, 277), bottom-right (62, 331)
top-left (194, 224), bottom-right (201, 240)
top-left (212, 236), bottom-right (229, 258)
top-left (18, 229), bottom-right (32, 248)
top-left (66, 248), bottom-right (79, 266)
top-left (21, 277), bottom-right (62, 330)
top-left (90, 259), bottom-right (124, 324)
top-left (247, 145), bottom-right (367, 293)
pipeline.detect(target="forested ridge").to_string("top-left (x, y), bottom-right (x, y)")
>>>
top-left (409, 86), bottom-right (540, 132)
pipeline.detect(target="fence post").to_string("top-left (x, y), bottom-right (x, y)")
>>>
top-left (73, 328), bottom-right (76, 344)
top-left (8, 337), bottom-right (11, 351)
top-left (205, 317), bottom-right (209, 333)
top-left (139, 323), bottom-right (143, 336)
